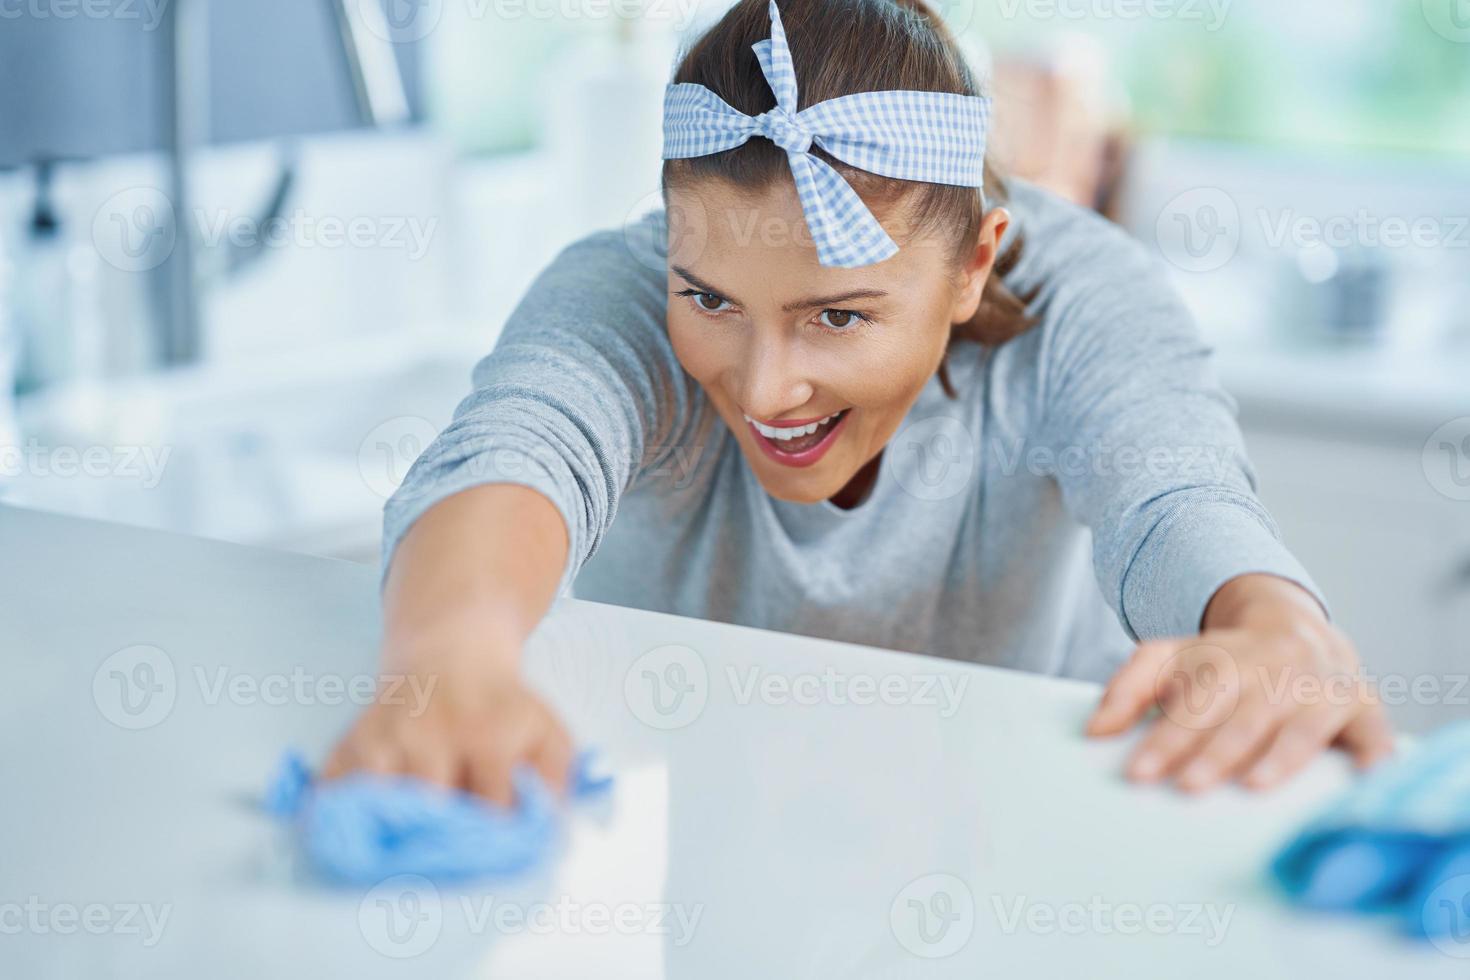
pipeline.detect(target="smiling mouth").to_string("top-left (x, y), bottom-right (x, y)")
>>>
top-left (743, 408), bottom-right (852, 464)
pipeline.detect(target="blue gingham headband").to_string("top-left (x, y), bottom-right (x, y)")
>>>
top-left (661, 0), bottom-right (992, 268)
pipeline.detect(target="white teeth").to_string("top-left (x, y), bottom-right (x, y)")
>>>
top-left (743, 411), bottom-right (842, 441)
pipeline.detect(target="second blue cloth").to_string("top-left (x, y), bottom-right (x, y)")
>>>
top-left (1269, 721), bottom-right (1470, 942)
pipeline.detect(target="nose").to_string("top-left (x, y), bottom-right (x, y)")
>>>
top-left (730, 329), bottom-right (815, 422)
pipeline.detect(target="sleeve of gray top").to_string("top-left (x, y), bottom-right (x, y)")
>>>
top-left (1033, 213), bottom-right (1329, 641)
top-left (380, 220), bottom-right (691, 598)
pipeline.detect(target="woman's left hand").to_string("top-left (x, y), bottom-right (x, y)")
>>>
top-left (1084, 576), bottom-right (1396, 793)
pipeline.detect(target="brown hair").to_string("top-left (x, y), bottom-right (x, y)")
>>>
top-left (661, 0), bottom-right (1038, 399)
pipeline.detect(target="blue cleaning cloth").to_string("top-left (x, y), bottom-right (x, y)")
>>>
top-left (1270, 722), bottom-right (1470, 940)
top-left (264, 749), bottom-right (613, 885)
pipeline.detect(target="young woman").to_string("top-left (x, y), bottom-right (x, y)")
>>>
top-left (324, 0), bottom-right (1392, 803)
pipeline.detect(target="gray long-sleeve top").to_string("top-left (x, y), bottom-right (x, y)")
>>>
top-left (383, 180), bottom-right (1325, 683)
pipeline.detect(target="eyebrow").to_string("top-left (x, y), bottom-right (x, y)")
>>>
top-left (671, 265), bottom-right (890, 312)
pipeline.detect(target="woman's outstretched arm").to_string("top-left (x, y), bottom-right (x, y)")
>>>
top-left (321, 484), bottom-right (573, 806)
top-left (1024, 204), bottom-right (1394, 791)
top-left (323, 215), bottom-right (690, 803)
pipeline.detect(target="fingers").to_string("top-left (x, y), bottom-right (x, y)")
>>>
top-left (466, 745), bottom-right (518, 808)
top-left (464, 694), bottom-right (536, 806)
top-left (467, 738), bottom-right (570, 807)
top-left (1118, 640), bottom-right (1397, 794)
top-left (1238, 678), bottom-right (1394, 790)
top-left (318, 675), bottom-right (577, 810)
top-left (399, 731), bottom-right (459, 790)
top-left (463, 692), bottom-right (577, 806)
top-left (1123, 642), bottom-right (1283, 791)
top-left (1173, 690), bottom-right (1282, 793)
top-left (1239, 703), bottom-right (1345, 790)
top-left (1086, 640), bottom-right (1184, 736)
top-left (1334, 697), bottom-right (1397, 770)
top-left (318, 741), bottom-right (353, 782)
top-left (1126, 716), bottom-right (1211, 782)
top-left (527, 718), bottom-right (575, 799)
top-left (320, 730), bottom-right (401, 782)
top-left (1119, 640), bottom-right (1244, 784)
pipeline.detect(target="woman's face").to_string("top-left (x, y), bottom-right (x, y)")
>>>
top-left (665, 178), bottom-right (1009, 505)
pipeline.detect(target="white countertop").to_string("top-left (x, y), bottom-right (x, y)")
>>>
top-left (2, 504), bottom-right (1464, 978)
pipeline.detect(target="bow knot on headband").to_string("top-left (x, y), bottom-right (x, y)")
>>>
top-left (751, 107), bottom-right (813, 155)
top-left (661, 0), bottom-right (992, 268)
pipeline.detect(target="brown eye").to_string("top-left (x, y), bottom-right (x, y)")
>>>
top-left (819, 309), bottom-right (858, 330)
top-left (696, 293), bottom-right (727, 312)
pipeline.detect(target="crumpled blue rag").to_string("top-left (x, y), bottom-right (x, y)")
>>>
top-left (1270, 721), bottom-right (1470, 941)
top-left (263, 748), bottom-right (613, 885)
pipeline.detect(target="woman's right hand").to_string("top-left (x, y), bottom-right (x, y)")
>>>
top-left (320, 656), bottom-right (573, 807)
top-left (336, 482), bottom-right (579, 805)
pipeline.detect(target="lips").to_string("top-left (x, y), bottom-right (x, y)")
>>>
top-left (744, 410), bottom-right (844, 441)
top-left (745, 408), bottom-right (851, 468)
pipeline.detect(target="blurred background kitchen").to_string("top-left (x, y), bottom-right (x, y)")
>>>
top-left (1, 0), bottom-right (1467, 731)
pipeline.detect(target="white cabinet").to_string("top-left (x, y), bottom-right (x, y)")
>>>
top-left (1240, 423), bottom-right (1470, 734)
